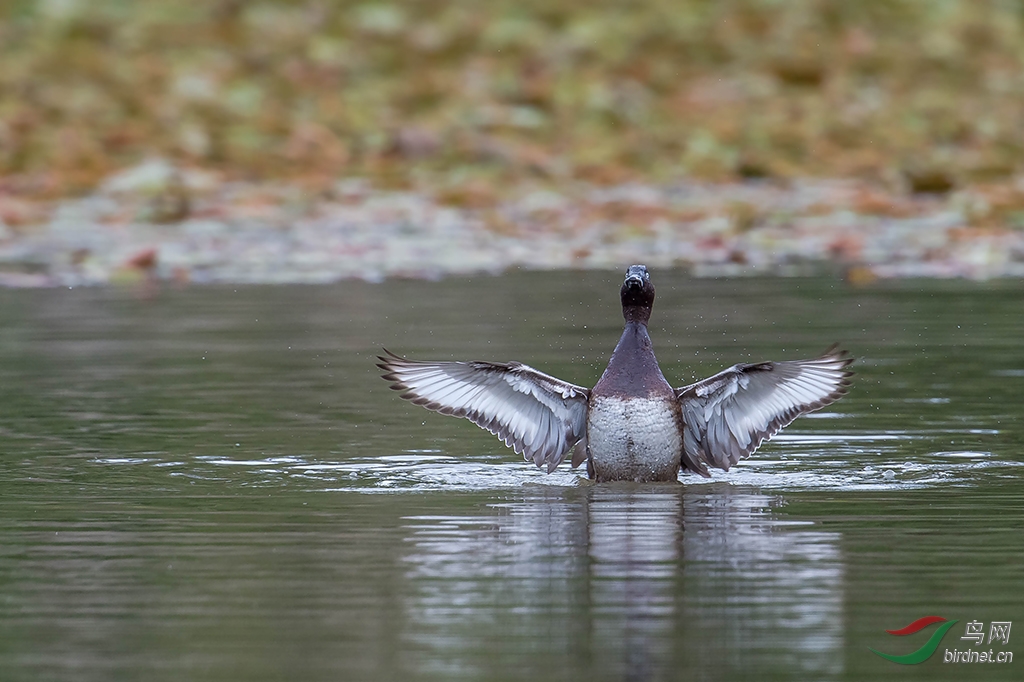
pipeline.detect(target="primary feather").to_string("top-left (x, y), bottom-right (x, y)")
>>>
top-left (676, 345), bottom-right (853, 475)
top-left (377, 349), bottom-right (590, 472)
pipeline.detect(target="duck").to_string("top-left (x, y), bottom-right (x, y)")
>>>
top-left (378, 265), bottom-right (853, 482)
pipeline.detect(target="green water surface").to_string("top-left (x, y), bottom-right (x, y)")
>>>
top-left (0, 272), bottom-right (1021, 681)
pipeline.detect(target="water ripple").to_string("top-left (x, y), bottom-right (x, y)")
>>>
top-left (91, 443), bottom-right (1019, 493)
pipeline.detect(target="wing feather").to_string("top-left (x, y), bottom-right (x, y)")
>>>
top-left (378, 349), bottom-right (590, 473)
top-left (676, 345), bottom-right (853, 474)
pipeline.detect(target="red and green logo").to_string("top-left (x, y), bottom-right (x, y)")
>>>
top-left (870, 616), bottom-right (959, 664)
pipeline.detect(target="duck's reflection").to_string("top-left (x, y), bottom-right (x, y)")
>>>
top-left (587, 486), bottom-right (682, 680)
top-left (400, 485), bottom-right (843, 680)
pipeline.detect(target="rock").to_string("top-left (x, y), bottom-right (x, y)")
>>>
top-left (2, 168), bottom-right (1024, 287)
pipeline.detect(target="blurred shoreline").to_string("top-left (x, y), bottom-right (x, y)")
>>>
top-left (5, 2), bottom-right (1024, 285)
top-left (1, 159), bottom-right (1022, 287)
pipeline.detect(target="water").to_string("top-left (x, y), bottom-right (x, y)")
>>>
top-left (0, 272), bottom-right (1021, 681)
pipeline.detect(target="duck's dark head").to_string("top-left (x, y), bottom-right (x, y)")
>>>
top-left (620, 264), bottom-right (654, 324)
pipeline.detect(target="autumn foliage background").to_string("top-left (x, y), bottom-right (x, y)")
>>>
top-left (5, 0), bottom-right (1024, 205)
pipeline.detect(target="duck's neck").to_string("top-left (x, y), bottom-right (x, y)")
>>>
top-left (593, 321), bottom-right (673, 397)
top-left (614, 321), bottom-right (654, 356)
top-left (622, 304), bottom-right (651, 325)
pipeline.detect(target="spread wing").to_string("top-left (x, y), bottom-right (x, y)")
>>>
top-left (377, 349), bottom-right (590, 473)
top-left (676, 345), bottom-right (853, 475)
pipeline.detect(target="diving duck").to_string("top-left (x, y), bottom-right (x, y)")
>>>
top-left (379, 265), bottom-right (853, 482)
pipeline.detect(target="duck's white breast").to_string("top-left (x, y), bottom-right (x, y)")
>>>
top-left (586, 396), bottom-right (683, 482)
